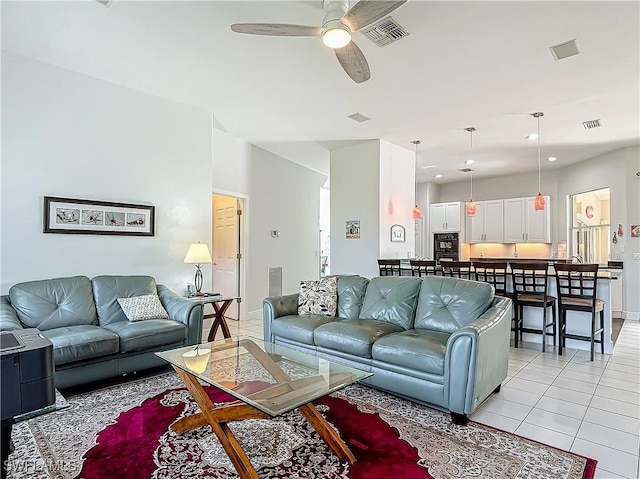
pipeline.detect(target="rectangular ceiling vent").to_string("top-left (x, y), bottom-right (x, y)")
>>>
top-left (458, 168), bottom-right (473, 173)
top-left (550, 38), bottom-right (581, 61)
top-left (582, 119), bottom-right (602, 129)
top-left (347, 112), bottom-right (371, 123)
top-left (361, 16), bottom-right (409, 47)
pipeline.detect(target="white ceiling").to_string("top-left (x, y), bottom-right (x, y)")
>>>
top-left (3, 1), bottom-right (639, 183)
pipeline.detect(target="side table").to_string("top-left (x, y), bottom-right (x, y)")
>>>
top-left (186, 295), bottom-right (240, 341)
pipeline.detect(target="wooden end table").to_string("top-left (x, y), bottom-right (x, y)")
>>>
top-left (187, 295), bottom-right (239, 341)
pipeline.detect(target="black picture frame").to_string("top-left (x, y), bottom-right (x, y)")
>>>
top-left (43, 196), bottom-right (155, 236)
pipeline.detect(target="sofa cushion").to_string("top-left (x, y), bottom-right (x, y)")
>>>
top-left (271, 314), bottom-right (342, 345)
top-left (40, 325), bottom-right (119, 365)
top-left (298, 277), bottom-right (338, 316)
top-left (92, 276), bottom-right (158, 326)
top-left (359, 277), bottom-right (422, 330)
top-left (117, 294), bottom-right (169, 321)
top-left (314, 319), bottom-right (403, 357)
top-left (372, 329), bottom-right (450, 376)
top-left (8, 276), bottom-right (98, 331)
top-left (337, 276), bottom-right (369, 319)
top-left (102, 319), bottom-right (186, 353)
top-left (414, 276), bottom-right (494, 334)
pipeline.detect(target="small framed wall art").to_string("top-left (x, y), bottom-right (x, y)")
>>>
top-left (346, 220), bottom-right (360, 239)
top-left (390, 224), bottom-right (405, 242)
top-left (43, 196), bottom-right (155, 236)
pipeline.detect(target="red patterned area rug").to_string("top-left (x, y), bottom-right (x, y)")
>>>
top-left (7, 373), bottom-right (596, 479)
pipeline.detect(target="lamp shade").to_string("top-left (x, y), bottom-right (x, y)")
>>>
top-left (183, 243), bottom-right (212, 264)
top-left (534, 193), bottom-right (546, 211)
top-left (466, 200), bottom-right (477, 216)
top-left (412, 205), bottom-right (422, 219)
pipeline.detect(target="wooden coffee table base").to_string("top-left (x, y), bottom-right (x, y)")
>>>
top-left (172, 366), bottom-right (356, 479)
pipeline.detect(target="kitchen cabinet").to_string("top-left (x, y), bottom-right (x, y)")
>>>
top-left (503, 196), bottom-right (551, 243)
top-left (465, 200), bottom-right (504, 243)
top-left (430, 202), bottom-right (462, 233)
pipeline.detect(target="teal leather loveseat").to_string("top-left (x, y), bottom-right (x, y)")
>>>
top-left (0, 275), bottom-right (204, 389)
top-left (263, 275), bottom-right (513, 424)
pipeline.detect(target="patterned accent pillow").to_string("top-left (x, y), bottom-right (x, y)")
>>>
top-left (117, 294), bottom-right (169, 322)
top-left (298, 277), bottom-right (338, 317)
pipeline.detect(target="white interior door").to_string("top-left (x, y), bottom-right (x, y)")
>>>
top-left (212, 194), bottom-right (240, 319)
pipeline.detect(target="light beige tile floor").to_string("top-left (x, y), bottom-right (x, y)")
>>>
top-left (207, 317), bottom-right (640, 479)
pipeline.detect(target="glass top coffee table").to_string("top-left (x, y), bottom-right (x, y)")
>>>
top-left (156, 337), bottom-right (371, 479)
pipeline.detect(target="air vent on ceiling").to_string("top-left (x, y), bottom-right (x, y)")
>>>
top-left (459, 168), bottom-right (473, 173)
top-left (550, 39), bottom-right (581, 61)
top-left (582, 119), bottom-right (602, 129)
top-left (361, 16), bottom-right (409, 47)
top-left (347, 112), bottom-right (371, 123)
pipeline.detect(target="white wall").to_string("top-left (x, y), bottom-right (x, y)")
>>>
top-left (212, 128), bottom-right (251, 197)
top-left (426, 146), bottom-right (640, 319)
top-left (247, 146), bottom-right (326, 312)
top-left (379, 140), bottom-right (416, 259)
top-left (1, 53), bottom-right (213, 294)
top-left (330, 141), bottom-right (381, 279)
top-left (556, 146), bottom-right (639, 319)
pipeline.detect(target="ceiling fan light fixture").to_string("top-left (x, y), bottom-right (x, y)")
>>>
top-left (322, 23), bottom-right (351, 48)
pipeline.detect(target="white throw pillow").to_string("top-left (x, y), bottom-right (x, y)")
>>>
top-left (298, 277), bottom-right (338, 317)
top-left (117, 294), bottom-right (169, 322)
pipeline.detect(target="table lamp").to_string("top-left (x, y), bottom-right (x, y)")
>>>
top-left (183, 242), bottom-right (212, 296)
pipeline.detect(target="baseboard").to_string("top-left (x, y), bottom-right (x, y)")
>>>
top-left (622, 311), bottom-right (640, 321)
top-left (248, 309), bottom-right (262, 320)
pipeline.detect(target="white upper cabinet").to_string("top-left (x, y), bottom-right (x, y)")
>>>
top-left (466, 200), bottom-right (504, 243)
top-left (503, 196), bottom-right (550, 243)
top-left (430, 202), bottom-right (462, 233)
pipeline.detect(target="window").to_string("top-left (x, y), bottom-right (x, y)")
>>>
top-left (569, 187), bottom-right (610, 264)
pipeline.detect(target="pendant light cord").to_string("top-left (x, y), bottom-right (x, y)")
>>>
top-left (537, 114), bottom-right (541, 193)
top-left (470, 129), bottom-right (474, 199)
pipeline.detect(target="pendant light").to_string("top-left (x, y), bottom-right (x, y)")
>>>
top-left (465, 127), bottom-right (477, 216)
top-left (532, 112), bottom-right (546, 211)
top-left (412, 140), bottom-right (423, 219)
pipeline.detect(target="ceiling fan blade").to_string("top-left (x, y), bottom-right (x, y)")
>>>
top-left (342, 0), bottom-right (407, 32)
top-left (335, 41), bottom-right (371, 84)
top-left (231, 23), bottom-right (322, 37)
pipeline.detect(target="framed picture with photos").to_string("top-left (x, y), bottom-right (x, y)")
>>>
top-left (43, 196), bottom-right (155, 236)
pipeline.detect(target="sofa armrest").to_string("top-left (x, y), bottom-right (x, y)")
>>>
top-left (157, 285), bottom-right (204, 345)
top-left (262, 293), bottom-right (299, 341)
top-left (444, 296), bottom-right (512, 415)
top-left (0, 296), bottom-right (24, 331)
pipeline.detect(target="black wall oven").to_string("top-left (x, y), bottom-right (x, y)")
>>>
top-left (434, 233), bottom-right (460, 263)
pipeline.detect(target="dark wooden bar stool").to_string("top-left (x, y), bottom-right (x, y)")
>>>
top-left (510, 262), bottom-right (556, 352)
top-left (474, 261), bottom-right (520, 347)
top-left (440, 261), bottom-right (472, 279)
top-left (554, 263), bottom-right (604, 361)
top-left (377, 259), bottom-right (401, 276)
top-left (409, 260), bottom-right (437, 277)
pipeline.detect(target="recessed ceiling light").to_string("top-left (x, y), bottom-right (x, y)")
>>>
top-left (434, 174), bottom-right (443, 179)
top-left (548, 156), bottom-right (557, 162)
top-left (526, 133), bottom-right (538, 140)
top-left (464, 159), bottom-right (474, 165)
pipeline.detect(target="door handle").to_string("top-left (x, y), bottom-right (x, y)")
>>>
top-left (213, 262), bottom-right (218, 266)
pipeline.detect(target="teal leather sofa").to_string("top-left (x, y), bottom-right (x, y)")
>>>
top-left (0, 275), bottom-right (204, 389)
top-left (263, 275), bottom-right (513, 425)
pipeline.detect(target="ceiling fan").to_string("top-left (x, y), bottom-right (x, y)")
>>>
top-left (231, 0), bottom-right (407, 83)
